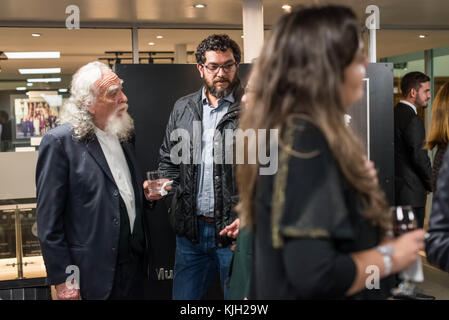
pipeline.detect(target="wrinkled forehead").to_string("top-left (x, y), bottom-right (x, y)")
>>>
top-left (95, 72), bottom-right (122, 91)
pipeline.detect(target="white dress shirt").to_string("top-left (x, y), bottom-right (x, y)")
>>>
top-left (399, 100), bottom-right (417, 115)
top-left (95, 127), bottom-right (136, 233)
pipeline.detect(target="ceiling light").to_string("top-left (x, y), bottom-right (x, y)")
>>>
top-left (148, 42), bottom-right (155, 46)
top-left (241, 35), bottom-right (244, 38)
top-left (156, 35), bottom-right (163, 39)
top-left (5, 51), bottom-right (60, 59)
top-left (32, 33), bottom-right (41, 37)
top-left (419, 34), bottom-right (426, 38)
top-left (27, 83), bottom-right (33, 87)
top-left (194, 4), bottom-right (206, 8)
top-left (27, 78), bottom-right (61, 83)
top-left (58, 88), bottom-right (68, 93)
top-left (16, 87), bottom-right (27, 91)
top-left (19, 68), bottom-right (61, 74)
top-left (282, 5), bottom-right (292, 10)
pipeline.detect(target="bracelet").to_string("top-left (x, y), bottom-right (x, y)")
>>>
top-left (376, 245), bottom-right (394, 276)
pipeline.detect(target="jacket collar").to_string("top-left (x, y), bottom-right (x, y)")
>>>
top-left (85, 135), bottom-right (116, 186)
top-left (84, 134), bottom-right (137, 189)
top-left (399, 100), bottom-right (417, 115)
top-left (190, 85), bottom-right (243, 116)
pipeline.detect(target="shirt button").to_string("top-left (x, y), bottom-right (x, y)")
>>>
top-left (215, 176), bottom-right (219, 180)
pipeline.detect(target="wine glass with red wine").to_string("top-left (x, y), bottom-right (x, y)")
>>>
top-left (389, 206), bottom-right (419, 297)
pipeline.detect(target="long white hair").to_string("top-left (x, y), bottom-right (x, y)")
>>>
top-left (59, 61), bottom-right (112, 140)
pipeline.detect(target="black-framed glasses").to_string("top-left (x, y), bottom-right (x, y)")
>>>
top-left (202, 62), bottom-right (237, 74)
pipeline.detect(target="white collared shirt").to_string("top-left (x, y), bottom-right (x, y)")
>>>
top-left (399, 100), bottom-right (417, 115)
top-left (95, 127), bottom-right (136, 233)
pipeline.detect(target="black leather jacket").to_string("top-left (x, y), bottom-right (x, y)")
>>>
top-left (426, 147), bottom-right (449, 271)
top-left (158, 87), bottom-right (243, 247)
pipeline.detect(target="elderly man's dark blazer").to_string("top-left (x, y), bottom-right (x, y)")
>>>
top-left (36, 123), bottom-right (149, 300)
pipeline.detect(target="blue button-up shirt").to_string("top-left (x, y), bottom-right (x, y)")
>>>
top-left (196, 88), bottom-right (234, 217)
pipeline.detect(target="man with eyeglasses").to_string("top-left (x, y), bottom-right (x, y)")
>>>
top-left (158, 34), bottom-right (243, 299)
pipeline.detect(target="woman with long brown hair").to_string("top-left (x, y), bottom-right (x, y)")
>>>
top-left (237, 5), bottom-right (426, 299)
top-left (425, 82), bottom-right (449, 192)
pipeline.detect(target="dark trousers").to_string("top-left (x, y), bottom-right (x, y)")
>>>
top-left (108, 258), bottom-right (145, 300)
top-left (413, 206), bottom-right (425, 229)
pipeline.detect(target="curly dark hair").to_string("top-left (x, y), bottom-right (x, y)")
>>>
top-left (195, 34), bottom-right (241, 65)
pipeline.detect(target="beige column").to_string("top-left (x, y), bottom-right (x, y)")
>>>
top-left (242, 0), bottom-right (264, 63)
top-left (175, 44), bottom-right (187, 64)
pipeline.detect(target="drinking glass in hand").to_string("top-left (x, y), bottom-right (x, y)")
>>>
top-left (391, 205), bottom-right (417, 237)
top-left (389, 206), bottom-right (422, 297)
top-left (146, 170), bottom-right (165, 197)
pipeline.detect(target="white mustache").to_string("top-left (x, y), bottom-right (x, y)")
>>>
top-left (117, 103), bottom-right (128, 112)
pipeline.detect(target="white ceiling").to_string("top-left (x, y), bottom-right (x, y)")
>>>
top-left (1, 0), bottom-right (449, 28)
top-left (1, 0), bottom-right (449, 91)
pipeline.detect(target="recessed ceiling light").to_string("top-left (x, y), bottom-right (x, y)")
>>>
top-left (148, 42), bottom-right (155, 46)
top-left (156, 35), bottom-right (163, 39)
top-left (5, 51), bottom-right (60, 59)
top-left (59, 88), bottom-right (68, 93)
top-left (241, 35), bottom-right (244, 38)
top-left (19, 68), bottom-right (61, 74)
top-left (27, 83), bottom-right (33, 87)
top-left (32, 33), bottom-right (41, 37)
top-left (419, 34), bottom-right (426, 38)
top-left (27, 78), bottom-right (61, 83)
top-left (282, 5), bottom-right (292, 10)
top-left (194, 4), bottom-right (206, 8)
top-left (16, 87), bottom-right (27, 91)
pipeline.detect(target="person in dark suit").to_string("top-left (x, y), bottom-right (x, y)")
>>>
top-left (36, 61), bottom-right (168, 300)
top-left (394, 71), bottom-right (432, 229)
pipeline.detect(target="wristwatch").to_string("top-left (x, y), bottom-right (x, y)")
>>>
top-left (376, 245), bottom-right (394, 276)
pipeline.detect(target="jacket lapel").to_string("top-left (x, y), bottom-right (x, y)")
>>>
top-left (121, 142), bottom-right (143, 207)
top-left (85, 136), bottom-right (116, 186)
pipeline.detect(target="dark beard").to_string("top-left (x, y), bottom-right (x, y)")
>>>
top-left (205, 76), bottom-right (240, 99)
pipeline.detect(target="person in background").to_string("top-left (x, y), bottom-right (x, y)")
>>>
top-left (0, 111), bottom-right (5, 151)
top-left (394, 72), bottom-right (432, 229)
top-left (219, 76), bottom-right (255, 300)
top-left (36, 61), bottom-right (166, 300)
top-left (425, 82), bottom-right (449, 272)
top-left (236, 4), bottom-right (426, 300)
top-left (40, 114), bottom-right (45, 136)
top-left (158, 34), bottom-right (243, 300)
top-left (425, 82), bottom-right (449, 192)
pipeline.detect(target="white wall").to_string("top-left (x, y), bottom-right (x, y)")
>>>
top-left (0, 151), bottom-right (37, 200)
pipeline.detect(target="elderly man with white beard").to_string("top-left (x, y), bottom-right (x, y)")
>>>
top-left (35, 61), bottom-right (168, 300)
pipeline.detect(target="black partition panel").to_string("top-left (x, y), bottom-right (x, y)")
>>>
top-left (115, 64), bottom-right (251, 299)
top-left (115, 62), bottom-right (394, 299)
top-left (347, 63), bottom-right (394, 204)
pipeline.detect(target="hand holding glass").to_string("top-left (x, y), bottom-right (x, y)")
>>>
top-left (389, 206), bottom-right (424, 297)
top-left (145, 170), bottom-right (172, 200)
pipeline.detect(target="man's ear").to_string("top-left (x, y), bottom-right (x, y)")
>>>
top-left (197, 64), bottom-right (204, 79)
top-left (410, 88), bottom-right (417, 99)
top-left (87, 104), bottom-right (95, 115)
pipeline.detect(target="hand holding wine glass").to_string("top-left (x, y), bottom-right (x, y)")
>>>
top-left (388, 206), bottom-right (428, 298)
